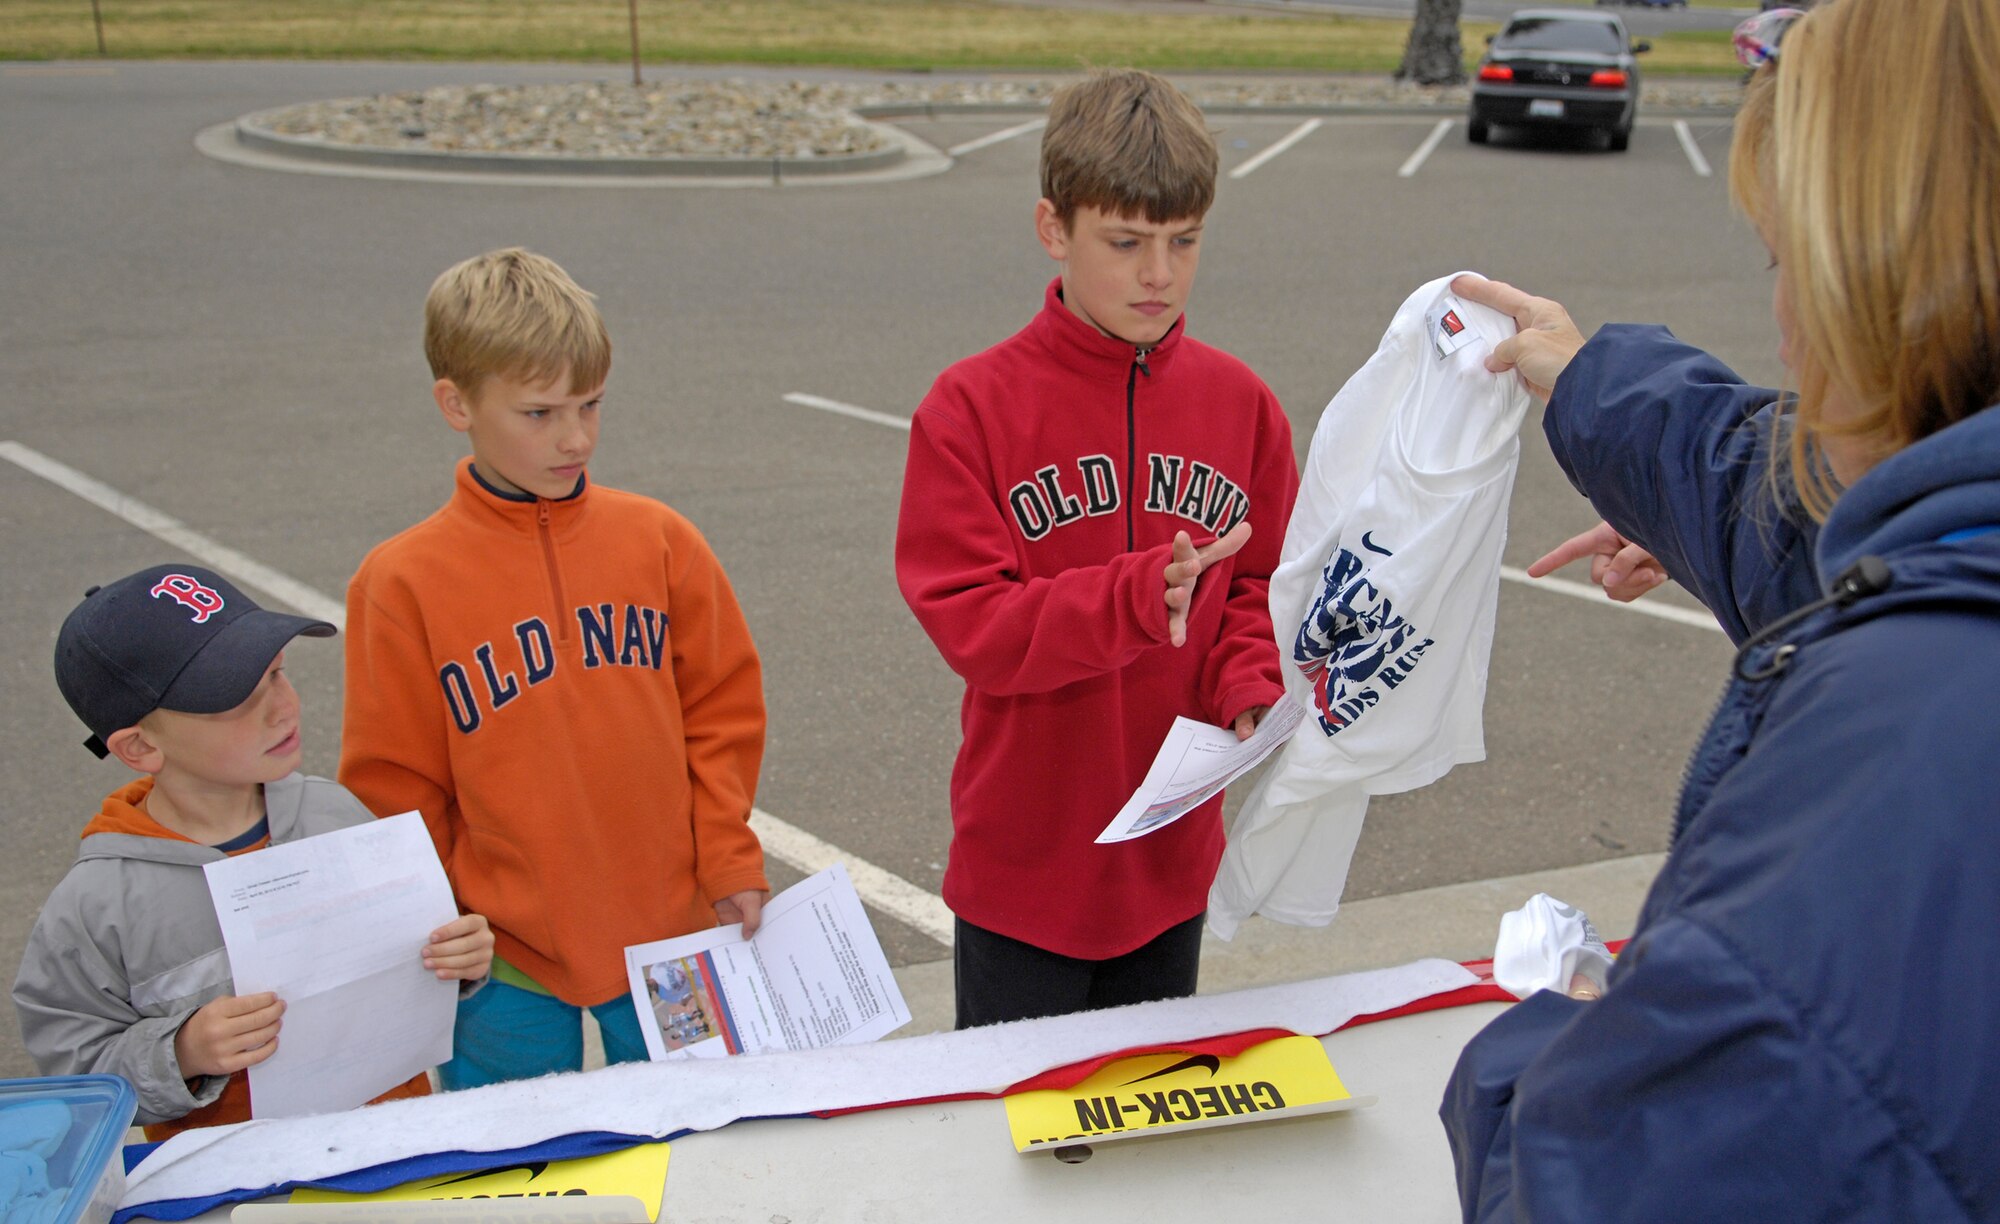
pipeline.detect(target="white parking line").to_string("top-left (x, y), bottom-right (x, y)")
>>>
top-left (947, 118), bottom-right (1046, 158)
top-left (0, 440), bottom-right (346, 624)
top-left (749, 811), bottom-right (954, 945)
top-left (1501, 566), bottom-right (1721, 632)
top-left (1398, 119), bottom-right (1456, 179)
top-left (0, 438), bottom-right (957, 946)
top-left (1228, 118), bottom-right (1324, 180)
top-left (783, 391), bottom-right (911, 431)
top-left (779, 399), bottom-right (1724, 634)
top-left (1673, 120), bottom-right (1713, 178)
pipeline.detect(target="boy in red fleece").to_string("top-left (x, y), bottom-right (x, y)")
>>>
top-left (895, 70), bottom-right (1299, 1028)
top-left (340, 248), bottom-right (768, 1086)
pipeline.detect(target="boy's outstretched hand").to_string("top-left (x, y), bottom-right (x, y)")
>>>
top-left (423, 913), bottom-right (495, 981)
top-left (175, 992), bottom-right (284, 1080)
top-left (1163, 522), bottom-right (1253, 647)
top-left (715, 889), bottom-right (770, 939)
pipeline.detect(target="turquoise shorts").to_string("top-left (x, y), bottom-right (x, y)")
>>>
top-left (439, 980), bottom-right (650, 1089)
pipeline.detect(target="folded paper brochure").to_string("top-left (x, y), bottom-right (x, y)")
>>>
top-left (622, 864), bottom-right (911, 1060)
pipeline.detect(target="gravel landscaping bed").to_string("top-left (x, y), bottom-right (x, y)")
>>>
top-left (258, 77), bottom-right (1744, 161)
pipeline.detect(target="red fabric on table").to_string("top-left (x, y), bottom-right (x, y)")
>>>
top-left (812, 948), bottom-right (1624, 1120)
top-left (811, 1029), bottom-right (1294, 1119)
top-left (1333, 940), bottom-right (1627, 1031)
top-left (814, 943), bottom-right (1629, 1120)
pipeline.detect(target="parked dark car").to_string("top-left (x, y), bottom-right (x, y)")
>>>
top-left (1468, 10), bottom-right (1650, 151)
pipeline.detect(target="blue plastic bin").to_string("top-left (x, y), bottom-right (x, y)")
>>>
top-left (0, 1075), bottom-right (138, 1224)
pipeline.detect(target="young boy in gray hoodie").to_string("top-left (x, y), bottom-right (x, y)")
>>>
top-left (13, 564), bottom-right (493, 1138)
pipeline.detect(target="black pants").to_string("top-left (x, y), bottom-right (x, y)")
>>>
top-left (953, 913), bottom-right (1205, 1030)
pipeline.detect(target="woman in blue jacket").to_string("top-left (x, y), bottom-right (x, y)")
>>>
top-left (1443, 1), bottom-right (2000, 1219)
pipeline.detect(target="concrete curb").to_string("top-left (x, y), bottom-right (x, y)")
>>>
top-left (197, 115), bottom-right (952, 188)
top-left (207, 95), bottom-right (1737, 187)
top-left (232, 103), bottom-right (911, 180)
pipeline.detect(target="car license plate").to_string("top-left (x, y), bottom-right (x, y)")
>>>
top-left (1528, 98), bottom-right (1565, 119)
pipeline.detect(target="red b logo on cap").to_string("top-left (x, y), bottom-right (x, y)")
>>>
top-left (151, 574), bottom-right (226, 624)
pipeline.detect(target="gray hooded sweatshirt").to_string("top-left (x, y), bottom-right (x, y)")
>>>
top-left (12, 773), bottom-right (373, 1125)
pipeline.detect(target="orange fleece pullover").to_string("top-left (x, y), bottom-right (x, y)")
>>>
top-left (340, 460), bottom-right (767, 1006)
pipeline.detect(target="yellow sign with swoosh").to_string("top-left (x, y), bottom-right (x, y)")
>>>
top-left (1002, 1035), bottom-right (1370, 1152)
top-left (290, 1143), bottom-right (669, 1220)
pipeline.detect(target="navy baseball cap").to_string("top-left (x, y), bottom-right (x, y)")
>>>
top-left (54, 564), bottom-right (336, 759)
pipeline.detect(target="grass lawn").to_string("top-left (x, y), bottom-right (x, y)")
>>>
top-left (2, 0), bottom-right (1738, 74)
top-left (1540, 0), bottom-right (1752, 8)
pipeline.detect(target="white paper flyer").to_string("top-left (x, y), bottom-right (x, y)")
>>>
top-left (1096, 697), bottom-right (1306, 844)
top-left (203, 810), bottom-right (459, 1119)
top-left (622, 864), bottom-right (911, 1060)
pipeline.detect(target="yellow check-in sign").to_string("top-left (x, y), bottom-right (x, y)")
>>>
top-left (290, 1143), bottom-right (669, 1220)
top-left (1003, 1034), bottom-right (1370, 1152)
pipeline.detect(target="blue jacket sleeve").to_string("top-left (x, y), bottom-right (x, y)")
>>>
top-left (1542, 325), bottom-right (1822, 643)
top-left (1440, 990), bottom-right (1582, 1222)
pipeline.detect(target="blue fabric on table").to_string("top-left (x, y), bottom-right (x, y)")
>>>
top-left (116, 1111), bottom-right (819, 1224)
top-left (115, 1131), bottom-right (663, 1223)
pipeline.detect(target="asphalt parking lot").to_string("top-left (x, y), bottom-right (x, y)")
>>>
top-left (0, 61), bottom-right (1769, 1078)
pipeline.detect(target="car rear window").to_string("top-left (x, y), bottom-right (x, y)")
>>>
top-left (1496, 18), bottom-right (1623, 54)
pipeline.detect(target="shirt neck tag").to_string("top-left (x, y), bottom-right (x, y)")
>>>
top-left (1427, 296), bottom-right (1481, 361)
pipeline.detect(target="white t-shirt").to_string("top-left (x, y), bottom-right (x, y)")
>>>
top-left (1210, 273), bottom-right (1531, 938)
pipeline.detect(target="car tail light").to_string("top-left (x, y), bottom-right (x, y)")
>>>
top-left (1477, 64), bottom-right (1514, 82)
top-left (1589, 69), bottom-right (1628, 88)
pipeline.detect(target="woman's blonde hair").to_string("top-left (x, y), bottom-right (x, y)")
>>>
top-left (1730, 0), bottom-right (2000, 517)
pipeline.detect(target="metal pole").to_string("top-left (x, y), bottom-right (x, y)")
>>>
top-left (90, 0), bottom-right (107, 55)
top-left (627, 0), bottom-right (642, 87)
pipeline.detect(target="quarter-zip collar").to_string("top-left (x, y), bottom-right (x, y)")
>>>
top-left (454, 458), bottom-right (590, 539)
top-left (1028, 276), bottom-right (1186, 386)
top-left (454, 458), bottom-right (587, 643)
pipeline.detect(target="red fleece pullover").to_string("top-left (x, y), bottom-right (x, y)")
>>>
top-left (896, 278), bottom-right (1299, 959)
top-left (341, 461), bottom-right (767, 1006)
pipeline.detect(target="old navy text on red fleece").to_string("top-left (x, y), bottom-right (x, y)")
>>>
top-left (896, 278), bottom-right (1299, 959)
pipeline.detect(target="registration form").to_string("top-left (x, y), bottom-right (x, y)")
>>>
top-left (1096, 697), bottom-right (1306, 843)
top-left (203, 811), bottom-right (459, 1119)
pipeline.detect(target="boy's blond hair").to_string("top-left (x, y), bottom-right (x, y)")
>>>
top-left (423, 248), bottom-right (611, 399)
top-left (1039, 69), bottom-right (1217, 227)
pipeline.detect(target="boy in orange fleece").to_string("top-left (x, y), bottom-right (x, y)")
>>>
top-left (15, 564), bottom-right (493, 1138)
top-left (340, 247), bottom-right (768, 1087)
